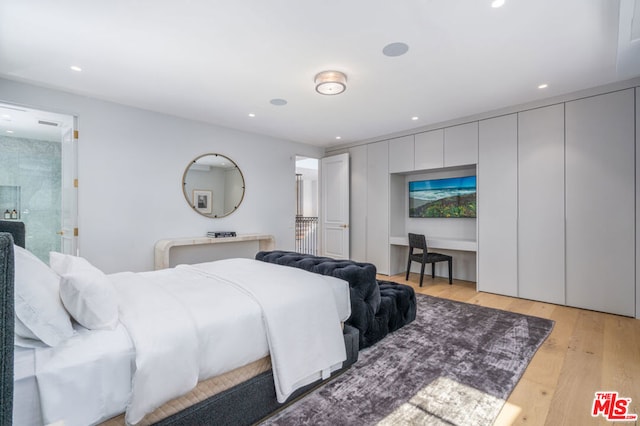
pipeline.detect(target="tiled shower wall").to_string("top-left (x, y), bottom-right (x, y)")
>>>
top-left (0, 135), bottom-right (61, 262)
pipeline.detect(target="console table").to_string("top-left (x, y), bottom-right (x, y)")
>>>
top-left (154, 234), bottom-right (275, 270)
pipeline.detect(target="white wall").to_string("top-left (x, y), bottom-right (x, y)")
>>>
top-left (0, 78), bottom-right (323, 273)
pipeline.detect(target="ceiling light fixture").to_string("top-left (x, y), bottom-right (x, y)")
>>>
top-left (411, 116), bottom-right (419, 121)
top-left (70, 65), bottom-right (82, 72)
top-left (314, 71), bottom-right (347, 95)
top-left (538, 83), bottom-right (549, 89)
top-left (491, 0), bottom-right (505, 7)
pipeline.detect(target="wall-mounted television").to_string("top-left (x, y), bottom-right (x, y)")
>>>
top-left (409, 176), bottom-right (476, 218)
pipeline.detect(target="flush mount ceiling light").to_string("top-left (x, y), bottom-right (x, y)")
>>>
top-left (314, 70), bottom-right (347, 95)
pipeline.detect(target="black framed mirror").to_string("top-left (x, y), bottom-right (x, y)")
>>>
top-left (182, 153), bottom-right (245, 218)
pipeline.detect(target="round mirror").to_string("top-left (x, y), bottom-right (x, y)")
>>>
top-left (182, 153), bottom-right (245, 218)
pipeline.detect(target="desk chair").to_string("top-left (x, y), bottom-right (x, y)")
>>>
top-left (405, 233), bottom-right (453, 286)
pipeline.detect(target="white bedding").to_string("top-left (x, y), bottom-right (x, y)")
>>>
top-left (15, 258), bottom-right (350, 426)
top-left (14, 324), bottom-right (135, 426)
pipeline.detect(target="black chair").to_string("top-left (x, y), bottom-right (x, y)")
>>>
top-left (405, 233), bottom-right (452, 286)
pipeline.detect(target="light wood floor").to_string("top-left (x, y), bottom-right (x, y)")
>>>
top-left (383, 273), bottom-right (640, 426)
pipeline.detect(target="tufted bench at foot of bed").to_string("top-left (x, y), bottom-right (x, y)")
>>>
top-left (255, 251), bottom-right (416, 350)
top-left (378, 280), bottom-right (417, 335)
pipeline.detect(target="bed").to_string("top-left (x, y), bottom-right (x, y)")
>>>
top-left (0, 223), bottom-right (359, 426)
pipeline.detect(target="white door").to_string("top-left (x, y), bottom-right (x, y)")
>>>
top-left (60, 121), bottom-right (78, 255)
top-left (321, 153), bottom-right (349, 259)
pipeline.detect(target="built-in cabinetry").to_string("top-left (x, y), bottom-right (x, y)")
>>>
top-left (565, 89), bottom-right (635, 317)
top-left (349, 144), bottom-right (367, 263)
top-left (444, 122), bottom-right (478, 167)
top-left (338, 82), bottom-right (639, 318)
top-left (476, 89), bottom-right (636, 317)
top-left (388, 135), bottom-right (414, 173)
top-left (517, 104), bottom-right (565, 305)
top-left (389, 122), bottom-right (478, 173)
top-left (414, 129), bottom-right (444, 170)
top-left (477, 114), bottom-right (518, 297)
top-left (366, 140), bottom-right (390, 274)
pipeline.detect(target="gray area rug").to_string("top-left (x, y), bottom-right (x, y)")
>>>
top-left (260, 293), bottom-right (554, 425)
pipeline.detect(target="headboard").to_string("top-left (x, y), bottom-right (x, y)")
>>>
top-left (0, 221), bottom-right (24, 249)
top-left (0, 232), bottom-right (15, 425)
top-left (0, 220), bottom-right (23, 425)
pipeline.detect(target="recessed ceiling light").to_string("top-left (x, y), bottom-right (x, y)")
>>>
top-left (270, 98), bottom-right (287, 106)
top-left (6, 130), bottom-right (14, 134)
top-left (491, 0), bottom-right (505, 8)
top-left (383, 42), bottom-right (409, 57)
top-left (411, 116), bottom-right (419, 121)
top-left (335, 136), bottom-right (342, 140)
top-left (248, 113), bottom-right (255, 118)
top-left (538, 83), bottom-right (548, 89)
top-left (70, 65), bottom-right (82, 72)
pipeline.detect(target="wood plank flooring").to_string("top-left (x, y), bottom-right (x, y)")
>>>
top-left (382, 273), bottom-right (640, 425)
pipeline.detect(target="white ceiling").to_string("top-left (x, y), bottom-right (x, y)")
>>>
top-left (0, 0), bottom-right (638, 147)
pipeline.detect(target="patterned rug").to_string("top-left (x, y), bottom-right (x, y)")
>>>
top-left (260, 293), bottom-right (554, 425)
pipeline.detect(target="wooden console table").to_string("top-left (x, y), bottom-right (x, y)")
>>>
top-left (154, 234), bottom-right (275, 270)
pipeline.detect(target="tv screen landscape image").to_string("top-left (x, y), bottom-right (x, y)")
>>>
top-left (409, 176), bottom-right (476, 218)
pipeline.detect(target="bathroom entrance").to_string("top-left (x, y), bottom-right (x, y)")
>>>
top-left (0, 103), bottom-right (77, 261)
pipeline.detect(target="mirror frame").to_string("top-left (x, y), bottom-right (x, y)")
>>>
top-left (182, 153), bottom-right (245, 218)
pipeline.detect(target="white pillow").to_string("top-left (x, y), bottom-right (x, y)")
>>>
top-left (13, 245), bottom-right (74, 346)
top-left (50, 252), bottom-right (119, 330)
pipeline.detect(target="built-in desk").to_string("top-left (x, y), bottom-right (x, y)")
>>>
top-left (154, 234), bottom-right (275, 270)
top-left (389, 236), bottom-right (477, 281)
top-left (389, 236), bottom-right (477, 252)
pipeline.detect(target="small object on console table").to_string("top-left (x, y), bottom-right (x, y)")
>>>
top-left (206, 231), bottom-right (237, 238)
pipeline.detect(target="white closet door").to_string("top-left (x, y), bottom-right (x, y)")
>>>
top-left (518, 104), bottom-right (565, 304)
top-left (478, 114), bottom-right (518, 296)
top-left (566, 89), bottom-right (635, 317)
top-left (366, 140), bottom-right (390, 274)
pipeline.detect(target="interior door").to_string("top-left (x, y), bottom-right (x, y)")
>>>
top-left (320, 153), bottom-right (349, 259)
top-left (60, 121), bottom-right (78, 255)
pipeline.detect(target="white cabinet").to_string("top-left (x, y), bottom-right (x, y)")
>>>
top-left (366, 140), bottom-right (390, 274)
top-left (388, 135), bottom-right (414, 173)
top-left (444, 122), bottom-right (478, 167)
top-left (414, 129), bottom-right (444, 170)
top-left (349, 145), bottom-right (368, 263)
top-left (478, 114), bottom-right (518, 297)
top-left (518, 104), bottom-right (565, 305)
top-left (565, 89), bottom-right (635, 317)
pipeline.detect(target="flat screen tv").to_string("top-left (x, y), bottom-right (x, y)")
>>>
top-left (409, 176), bottom-right (476, 218)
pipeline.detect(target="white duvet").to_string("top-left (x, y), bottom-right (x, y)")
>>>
top-left (112, 258), bottom-right (347, 425)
